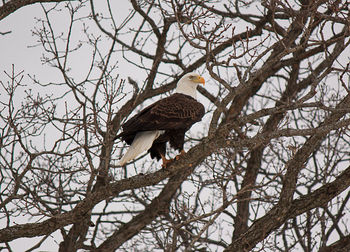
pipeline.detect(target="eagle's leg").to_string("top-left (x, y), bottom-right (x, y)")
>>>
top-left (161, 154), bottom-right (173, 168)
top-left (175, 149), bottom-right (186, 160)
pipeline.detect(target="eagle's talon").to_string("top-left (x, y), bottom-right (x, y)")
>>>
top-left (175, 150), bottom-right (186, 160)
top-left (161, 160), bottom-right (173, 168)
top-left (161, 154), bottom-right (174, 168)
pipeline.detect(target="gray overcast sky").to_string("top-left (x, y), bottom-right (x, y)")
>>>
top-left (1, 1), bottom-right (350, 251)
top-left (0, 2), bottom-right (123, 251)
top-left (0, 2), bottom-right (211, 250)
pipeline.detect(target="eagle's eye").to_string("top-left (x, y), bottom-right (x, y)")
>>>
top-left (189, 75), bottom-right (196, 80)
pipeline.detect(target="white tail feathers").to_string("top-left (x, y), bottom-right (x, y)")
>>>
top-left (118, 130), bottom-right (164, 166)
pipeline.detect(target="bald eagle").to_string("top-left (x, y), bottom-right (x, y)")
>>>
top-left (116, 72), bottom-right (205, 167)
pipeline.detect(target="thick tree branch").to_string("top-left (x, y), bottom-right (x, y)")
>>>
top-left (95, 169), bottom-right (193, 251)
top-left (319, 233), bottom-right (350, 252)
top-left (225, 164), bottom-right (350, 251)
top-left (225, 91), bottom-right (350, 251)
top-left (0, 0), bottom-right (69, 21)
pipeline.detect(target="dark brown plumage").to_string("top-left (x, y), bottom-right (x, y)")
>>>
top-left (116, 93), bottom-right (205, 162)
top-left (116, 72), bottom-right (205, 166)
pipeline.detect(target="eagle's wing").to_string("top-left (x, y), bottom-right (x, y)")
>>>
top-left (121, 93), bottom-right (205, 134)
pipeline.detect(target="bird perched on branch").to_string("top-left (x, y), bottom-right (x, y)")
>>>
top-left (116, 72), bottom-right (205, 167)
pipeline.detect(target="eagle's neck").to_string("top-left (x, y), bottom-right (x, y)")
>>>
top-left (175, 80), bottom-right (197, 99)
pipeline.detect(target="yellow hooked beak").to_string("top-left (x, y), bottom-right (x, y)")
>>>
top-left (197, 75), bottom-right (205, 86)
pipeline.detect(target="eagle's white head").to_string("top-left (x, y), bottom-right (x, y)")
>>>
top-left (175, 72), bottom-right (205, 99)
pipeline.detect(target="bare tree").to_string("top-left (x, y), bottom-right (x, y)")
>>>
top-left (1, 0), bottom-right (350, 251)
